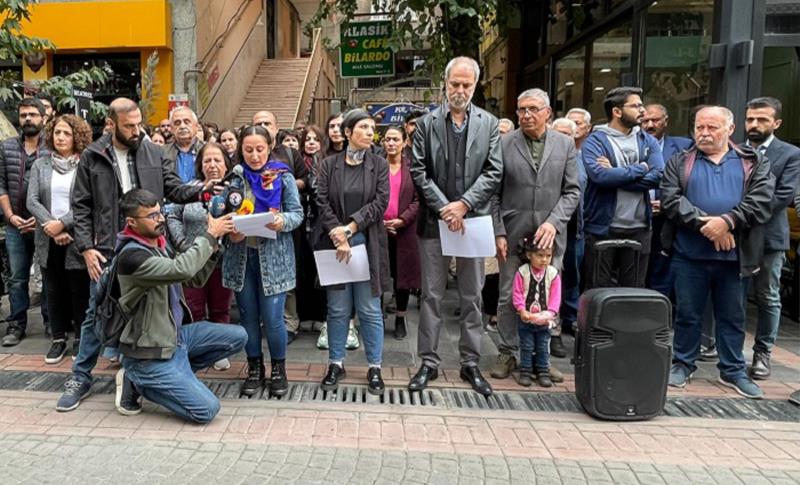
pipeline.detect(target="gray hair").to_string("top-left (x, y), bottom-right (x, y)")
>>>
top-left (517, 88), bottom-right (550, 107)
top-left (498, 118), bottom-right (515, 129)
top-left (444, 56), bottom-right (480, 83)
top-left (552, 117), bottom-right (577, 136)
top-left (169, 106), bottom-right (198, 124)
top-left (698, 106), bottom-right (735, 127)
top-left (566, 107), bottom-right (591, 125)
top-left (645, 103), bottom-right (668, 117)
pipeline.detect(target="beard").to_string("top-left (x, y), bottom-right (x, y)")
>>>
top-left (746, 128), bottom-right (770, 144)
top-left (154, 222), bottom-right (166, 236)
top-left (115, 126), bottom-right (141, 150)
top-left (21, 122), bottom-right (42, 137)
top-left (620, 112), bottom-right (641, 129)
top-left (448, 93), bottom-right (472, 110)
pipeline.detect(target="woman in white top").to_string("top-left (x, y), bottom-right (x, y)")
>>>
top-left (27, 114), bottom-right (93, 365)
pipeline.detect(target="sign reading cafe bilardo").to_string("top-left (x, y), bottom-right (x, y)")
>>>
top-left (340, 20), bottom-right (395, 78)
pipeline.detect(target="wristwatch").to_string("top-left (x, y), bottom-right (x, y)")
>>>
top-left (344, 227), bottom-right (353, 239)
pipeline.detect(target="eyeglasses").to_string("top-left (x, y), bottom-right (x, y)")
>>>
top-left (133, 210), bottom-right (165, 222)
top-left (516, 106), bottom-right (547, 117)
top-left (623, 103), bottom-right (645, 110)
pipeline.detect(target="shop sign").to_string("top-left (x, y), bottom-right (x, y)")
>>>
top-left (365, 102), bottom-right (437, 125)
top-left (73, 89), bottom-right (93, 121)
top-left (340, 20), bottom-right (395, 78)
top-left (168, 93), bottom-right (190, 114)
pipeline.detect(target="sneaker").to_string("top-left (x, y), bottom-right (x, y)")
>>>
top-left (486, 317), bottom-right (498, 333)
top-left (1, 325), bottom-right (25, 347)
top-left (115, 368), bottom-right (143, 416)
top-left (71, 339), bottom-right (80, 360)
top-left (699, 345), bottom-right (718, 362)
top-left (668, 363), bottom-right (694, 388)
top-left (718, 375), bottom-right (764, 400)
top-left (213, 358), bottom-right (231, 371)
top-left (316, 324), bottom-right (329, 350)
top-left (346, 325), bottom-right (360, 350)
top-left (489, 353), bottom-right (516, 379)
top-left (56, 378), bottom-right (92, 412)
top-left (45, 339), bottom-right (68, 364)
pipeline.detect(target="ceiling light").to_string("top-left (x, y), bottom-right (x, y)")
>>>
top-left (594, 86), bottom-right (604, 91)
top-left (565, 81), bottom-right (575, 86)
top-left (600, 68), bottom-right (611, 73)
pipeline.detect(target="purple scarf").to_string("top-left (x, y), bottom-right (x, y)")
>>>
top-left (241, 160), bottom-right (291, 213)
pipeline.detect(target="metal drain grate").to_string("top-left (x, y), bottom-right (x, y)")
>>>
top-left (1, 371), bottom-right (797, 422)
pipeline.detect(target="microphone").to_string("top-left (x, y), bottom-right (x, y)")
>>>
top-left (208, 194), bottom-right (227, 218)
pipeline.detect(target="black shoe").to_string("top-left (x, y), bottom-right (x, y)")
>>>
top-left (393, 316), bottom-right (407, 340)
top-left (286, 331), bottom-right (297, 345)
top-left (241, 357), bottom-right (265, 396)
top-left (269, 359), bottom-right (288, 397)
top-left (115, 368), bottom-right (142, 416)
top-left (517, 368), bottom-right (534, 387)
top-left (367, 367), bottom-right (385, 395)
top-left (749, 352), bottom-right (771, 380)
top-left (71, 339), bottom-right (80, 360)
top-left (537, 369), bottom-right (553, 388)
top-left (550, 336), bottom-right (567, 358)
top-left (408, 364), bottom-right (438, 391)
top-left (460, 366), bottom-right (493, 397)
top-left (699, 345), bottom-right (718, 362)
top-left (45, 339), bottom-right (68, 364)
top-left (1, 325), bottom-right (25, 347)
top-left (321, 363), bottom-right (346, 392)
top-left (790, 390), bottom-right (800, 406)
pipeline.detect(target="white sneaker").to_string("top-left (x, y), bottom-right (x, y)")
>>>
top-left (213, 358), bottom-right (231, 371)
top-left (346, 324), bottom-right (360, 350)
top-left (317, 323), bottom-right (329, 350)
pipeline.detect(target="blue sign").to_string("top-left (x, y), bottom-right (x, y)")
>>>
top-left (365, 103), bottom-right (438, 125)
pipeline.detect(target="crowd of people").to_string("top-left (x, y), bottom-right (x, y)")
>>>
top-left (0, 55), bottom-right (797, 424)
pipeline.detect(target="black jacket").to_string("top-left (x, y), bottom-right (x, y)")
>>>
top-left (660, 143), bottom-right (774, 277)
top-left (0, 134), bottom-right (51, 219)
top-left (72, 134), bottom-right (203, 259)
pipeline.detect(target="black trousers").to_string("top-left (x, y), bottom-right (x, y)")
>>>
top-left (42, 242), bottom-right (90, 340)
top-left (388, 236), bottom-right (410, 313)
top-left (482, 273), bottom-right (500, 317)
top-left (584, 229), bottom-right (651, 290)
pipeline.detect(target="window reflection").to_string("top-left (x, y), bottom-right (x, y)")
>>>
top-left (555, 47), bottom-right (585, 115)
top-left (589, 22), bottom-right (633, 123)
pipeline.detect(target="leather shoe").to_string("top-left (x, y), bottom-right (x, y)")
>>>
top-left (408, 364), bottom-right (438, 391)
top-left (320, 364), bottom-right (346, 392)
top-left (749, 352), bottom-right (771, 380)
top-left (550, 336), bottom-right (567, 358)
top-left (460, 366), bottom-right (493, 397)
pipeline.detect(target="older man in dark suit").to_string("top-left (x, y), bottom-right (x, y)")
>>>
top-left (489, 89), bottom-right (581, 380)
top-left (745, 97), bottom-right (800, 380)
top-left (409, 56), bottom-right (503, 396)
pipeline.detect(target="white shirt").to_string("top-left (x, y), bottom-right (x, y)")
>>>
top-left (113, 146), bottom-right (133, 193)
top-left (50, 169), bottom-right (76, 220)
top-left (746, 134), bottom-right (774, 152)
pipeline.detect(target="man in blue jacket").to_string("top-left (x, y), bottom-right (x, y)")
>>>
top-left (581, 87), bottom-right (664, 288)
top-left (744, 97), bottom-right (800, 380)
top-left (642, 104), bottom-right (692, 297)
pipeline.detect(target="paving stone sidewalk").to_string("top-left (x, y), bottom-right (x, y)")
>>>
top-left (0, 390), bottom-right (799, 484)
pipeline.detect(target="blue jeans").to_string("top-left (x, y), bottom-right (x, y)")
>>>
top-left (560, 237), bottom-right (584, 328)
top-left (123, 322), bottom-right (247, 423)
top-left (235, 248), bottom-right (287, 360)
top-left (72, 281), bottom-right (101, 384)
top-left (327, 280), bottom-right (383, 365)
top-left (752, 250), bottom-right (785, 355)
top-left (672, 255), bottom-right (747, 380)
top-left (518, 320), bottom-right (550, 371)
top-left (5, 226), bottom-right (35, 328)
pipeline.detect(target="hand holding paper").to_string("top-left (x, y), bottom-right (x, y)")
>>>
top-left (232, 212), bottom-right (276, 239)
top-left (438, 215), bottom-right (496, 258)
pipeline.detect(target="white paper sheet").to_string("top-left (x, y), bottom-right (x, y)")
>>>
top-left (314, 244), bottom-right (371, 286)
top-left (438, 215), bottom-right (496, 258)
top-left (232, 212), bottom-right (276, 239)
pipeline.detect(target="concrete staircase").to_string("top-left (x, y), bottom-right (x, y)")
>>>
top-left (233, 58), bottom-right (311, 129)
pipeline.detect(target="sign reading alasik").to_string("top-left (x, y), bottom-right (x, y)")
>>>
top-left (340, 20), bottom-right (395, 78)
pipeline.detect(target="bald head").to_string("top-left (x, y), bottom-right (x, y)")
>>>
top-left (253, 111), bottom-right (278, 139)
top-left (108, 98), bottom-right (139, 122)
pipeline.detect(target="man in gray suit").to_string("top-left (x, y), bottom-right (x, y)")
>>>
top-left (745, 97), bottom-right (800, 380)
top-left (489, 89), bottom-right (581, 381)
top-left (409, 56), bottom-right (503, 396)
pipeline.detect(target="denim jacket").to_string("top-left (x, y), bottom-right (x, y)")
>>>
top-left (222, 171), bottom-right (303, 295)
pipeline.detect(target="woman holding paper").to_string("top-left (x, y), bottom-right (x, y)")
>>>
top-left (166, 143), bottom-right (236, 370)
top-left (381, 126), bottom-right (420, 340)
top-left (315, 109), bottom-right (391, 395)
top-left (221, 125), bottom-right (303, 398)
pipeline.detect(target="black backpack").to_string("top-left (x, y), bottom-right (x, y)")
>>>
top-left (93, 240), bottom-right (152, 347)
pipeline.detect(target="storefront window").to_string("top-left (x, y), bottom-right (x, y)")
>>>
top-left (765, 0), bottom-right (800, 35)
top-left (642, 0), bottom-right (713, 138)
top-left (554, 47), bottom-right (585, 115)
top-left (762, 47), bottom-right (800, 145)
top-left (547, 0), bottom-right (604, 51)
top-left (53, 53), bottom-right (141, 108)
top-left (588, 21), bottom-right (633, 123)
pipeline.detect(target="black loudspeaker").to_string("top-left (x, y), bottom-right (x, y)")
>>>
top-left (574, 288), bottom-right (672, 421)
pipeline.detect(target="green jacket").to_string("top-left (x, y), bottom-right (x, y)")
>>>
top-left (116, 231), bottom-right (218, 360)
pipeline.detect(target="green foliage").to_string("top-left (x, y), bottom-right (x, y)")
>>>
top-left (0, 0), bottom-right (54, 61)
top-left (138, 50), bottom-right (160, 122)
top-left (34, 65), bottom-right (112, 121)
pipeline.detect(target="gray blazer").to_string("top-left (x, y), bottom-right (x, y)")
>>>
top-left (410, 104), bottom-right (503, 239)
top-left (26, 156), bottom-right (84, 270)
top-left (762, 137), bottom-right (800, 251)
top-left (491, 128), bottom-right (580, 268)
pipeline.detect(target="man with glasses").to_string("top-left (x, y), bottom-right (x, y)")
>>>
top-left (581, 86), bottom-right (664, 289)
top-left (0, 98), bottom-right (51, 346)
top-left (489, 89), bottom-right (580, 380)
top-left (56, 98), bottom-right (219, 412)
top-left (164, 106), bottom-right (202, 183)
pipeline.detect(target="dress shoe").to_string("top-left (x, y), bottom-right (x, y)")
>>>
top-left (550, 336), bottom-right (567, 358)
top-left (408, 364), bottom-right (438, 391)
top-left (367, 367), bottom-right (385, 395)
top-left (460, 366), bottom-right (493, 397)
top-left (749, 352), bottom-right (771, 380)
top-left (321, 363), bottom-right (346, 392)
top-left (393, 315), bottom-right (407, 340)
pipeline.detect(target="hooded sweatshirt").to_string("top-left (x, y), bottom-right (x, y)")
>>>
top-left (594, 124), bottom-right (648, 230)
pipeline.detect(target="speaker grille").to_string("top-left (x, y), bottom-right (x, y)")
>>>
top-left (587, 326), bottom-right (614, 345)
